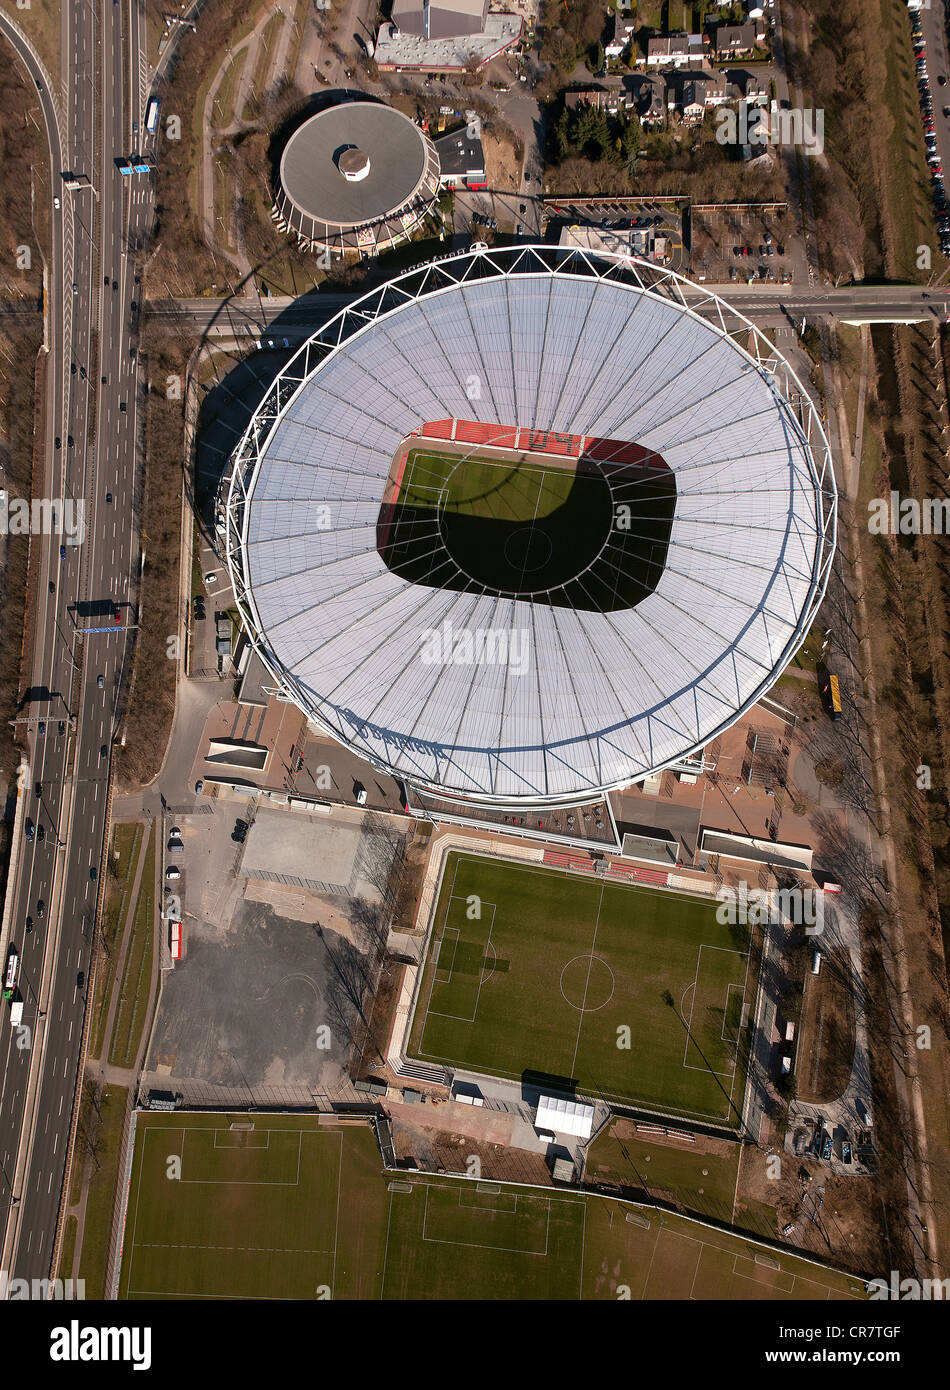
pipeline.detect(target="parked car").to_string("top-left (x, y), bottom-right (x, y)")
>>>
top-left (25, 819), bottom-right (34, 841)
top-left (820, 1133), bottom-right (833, 1161)
top-left (165, 865), bottom-right (181, 880)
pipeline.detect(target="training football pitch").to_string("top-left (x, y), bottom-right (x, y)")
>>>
top-left (118, 1114), bottom-right (864, 1301)
top-left (407, 854), bottom-right (757, 1125)
top-left (379, 446), bottom-right (675, 610)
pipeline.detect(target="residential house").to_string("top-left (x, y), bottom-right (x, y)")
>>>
top-left (564, 87), bottom-right (623, 115)
top-left (645, 33), bottom-right (707, 67)
top-left (709, 21), bottom-right (765, 59)
top-left (433, 127), bottom-right (487, 189)
top-left (605, 12), bottom-right (637, 59)
top-left (623, 71), bottom-right (666, 125)
top-left (678, 68), bottom-right (729, 122)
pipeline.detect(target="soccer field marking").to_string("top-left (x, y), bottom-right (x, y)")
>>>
top-left (433, 925), bottom-right (460, 984)
top-left (122, 1125), bottom-right (345, 1301)
top-left (212, 1129), bottom-right (272, 1149)
top-left (681, 944), bottom-right (749, 1082)
top-left (559, 953), bottom-right (616, 1012)
top-left (423, 899), bottom-right (497, 1025)
top-left (178, 1127), bottom-right (303, 1185)
top-left (721, 982), bottom-right (744, 1041)
top-left (420, 1184), bottom-right (554, 1256)
top-left (413, 854), bottom-right (761, 1124)
top-left (123, 1124), bottom-right (180, 1298)
top-left (134, 1241), bottom-right (337, 1255)
top-left (569, 880), bottom-right (607, 1078)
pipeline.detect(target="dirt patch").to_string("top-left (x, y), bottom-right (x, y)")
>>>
top-left (391, 1115), bottom-right (553, 1187)
top-left (797, 947), bottom-right (856, 1104)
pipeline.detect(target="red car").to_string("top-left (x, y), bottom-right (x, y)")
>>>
top-left (113, 606), bottom-right (121, 625)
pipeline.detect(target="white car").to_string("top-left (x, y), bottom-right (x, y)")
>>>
top-left (165, 865), bottom-right (181, 880)
top-left (53, 196), bottom-right (60, 209)
top-left (203, 571), bottom-right (217, 584)
top-left (169, 826), bottom-right (181, 837)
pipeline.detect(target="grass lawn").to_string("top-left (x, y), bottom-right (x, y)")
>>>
top-left (92, 823), bottom-right (144, 1059)
top-left (120, 1115), bottom-right (387, 1299)
top-left (119, 1114), bottom-right (865, 1301)
top-left (407, 853), bottom-right (755, 1125)
top-left (381, 445), bottom-right (676, 610)
top-left (586, 1124), bottom-right (741, 1226)
top-left (108, 827), bottom-right (155, 1069)
top-left (74, 1083), bottom-right (130, 1299)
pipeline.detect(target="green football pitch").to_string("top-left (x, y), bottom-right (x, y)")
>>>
top-left (379, 446), bottom-right (676, 610)
top-left (118, 1114), bottom-right (864, 1301)
top-left (407, 854), bottom-right (757, 1125)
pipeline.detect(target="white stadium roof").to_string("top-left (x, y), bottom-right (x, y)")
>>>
top-left (224, 246), bottom-right (835, 807)
top-left (536, 1094), bottom-right (595, 1139)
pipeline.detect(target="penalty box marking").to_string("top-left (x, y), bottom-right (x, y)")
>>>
top-left (427, 897), bottom-right (498, 1024)
top-left (420, 1185), bottom-right (554, 1256)
top-left (682, 944), bottom-right (749, 1079)
top-left (179, 1126), bottom-right (303, 1185)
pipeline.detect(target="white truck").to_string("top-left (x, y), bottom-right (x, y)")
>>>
top-left (10, 1001), bottom-right (23, 1026)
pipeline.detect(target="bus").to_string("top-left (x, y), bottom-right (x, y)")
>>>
top-left (826, 672), bottom-right (843, 721)
top-left (818, 666), bottom-right (843, 721)
top-left (3, 948), bottom-right (19, 1000)
top-left (145, 98), bottom-right (160, 135)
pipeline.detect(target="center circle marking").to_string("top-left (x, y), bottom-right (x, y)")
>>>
top-left (559, 954), bottom-right (615, 1012)
top-left (503, 525), bottom-right (554, 573)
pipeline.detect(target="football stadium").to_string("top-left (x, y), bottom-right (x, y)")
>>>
top-left (222, 244), bottom-right (836, 807)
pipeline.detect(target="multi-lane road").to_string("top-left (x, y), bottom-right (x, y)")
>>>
top-left (0, 0), bottom-right (150, 1283)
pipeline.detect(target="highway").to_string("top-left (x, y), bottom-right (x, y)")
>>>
top-left (0, 0), bottom-right (150, 1283)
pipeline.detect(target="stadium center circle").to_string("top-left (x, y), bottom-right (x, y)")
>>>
top-left (559, 955), bottom-right (616, 1012)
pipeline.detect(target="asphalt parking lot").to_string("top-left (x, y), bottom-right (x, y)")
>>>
top-left (146, 802), bottom-right (403, 1100)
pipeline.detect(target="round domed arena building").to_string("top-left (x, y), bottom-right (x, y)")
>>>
top-left (271, 99), bottom-right (441, 257)
top-left (223, 245), bottom-right (836, 808)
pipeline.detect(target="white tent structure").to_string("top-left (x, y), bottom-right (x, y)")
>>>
top-left (223, 244), bottom-right (836, 807)
top-left (535, 1094), bottom-right (596, 1140)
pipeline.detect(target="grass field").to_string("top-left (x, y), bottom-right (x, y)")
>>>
top-left (379, 446), bottom-right (676, 611)
top-left (119, 1114), bottom-right (864, 1300)
top-left (407, 854), bottom-right (756, 1125)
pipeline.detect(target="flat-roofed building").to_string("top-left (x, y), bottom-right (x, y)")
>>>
top-left (392, 0), bottom-right (488, 40)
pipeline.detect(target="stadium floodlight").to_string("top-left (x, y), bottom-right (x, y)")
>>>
top-left (223, 245), bottom-right (836, 807)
